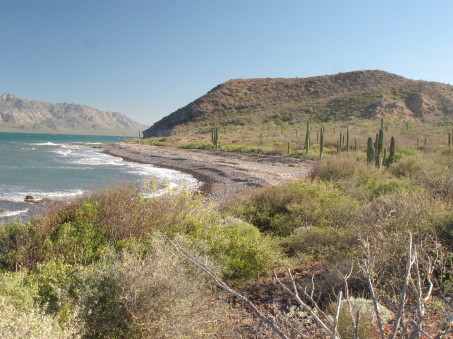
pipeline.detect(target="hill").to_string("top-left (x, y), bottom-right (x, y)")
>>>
top-left (143, 70), bottom-right (453, 137)
top-left (0, 94), bottom-right (147, 135)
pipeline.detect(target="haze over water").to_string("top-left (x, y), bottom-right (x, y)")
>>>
top-left (0, 132), bottom-right (198, 221)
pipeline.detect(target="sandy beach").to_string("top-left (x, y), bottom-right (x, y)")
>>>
top-left (102, 142), bottom-right (313, 203)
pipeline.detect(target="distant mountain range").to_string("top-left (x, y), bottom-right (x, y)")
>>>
top-left (0, 94), bottom-right (147, 136)
top-left (143, 70), bottom-right (453, 137)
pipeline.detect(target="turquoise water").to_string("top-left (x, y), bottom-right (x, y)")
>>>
top-left (0, 132), bottom-right (198, 221)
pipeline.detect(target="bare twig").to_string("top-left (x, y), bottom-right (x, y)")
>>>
top-left (353, 309), bottom-right (360, 339)
top-left (166, 237), bottom-right (289, 339)
top-left (275, 268), bottom-right (335, 337)
top-left (332, 291), bottom-right (343, 339)
top-left (389, 233), bottom-right (417, 339)
top-left (362, 239), bottom-right (387, 339)
top-left (299, 284), bottom-right (333, 328)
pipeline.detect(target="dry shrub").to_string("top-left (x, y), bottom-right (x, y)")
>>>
top-left (354, 191), bottom-right (452, 293)
top-left (93, 183), bottom-right (207, 240)
top-left (309, 155), bottom-right (409, 199)
top-left (334, 298), bottom-right (393, 339)
top-left (391, 151), bottom-right (453, 200)
top-left (0, 296), bottom-right (78, 339)
top-left (223, 180), bottom-right (360, 236)
top-left (309, 155), bottom-right (363, 182)
top-left (77, 235), bottom-right (230, 338)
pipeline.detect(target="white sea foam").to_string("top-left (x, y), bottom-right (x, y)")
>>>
top-left (0, 189), bottom-right (84, 203)
top-left (30, 142), bottom-right (60, 146)
top-left (0, 209), bottom-right (29, 218)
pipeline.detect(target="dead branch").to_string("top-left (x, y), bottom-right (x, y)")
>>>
top-left (389, 233), bottom-right (417, 339)
top-left (274, 268), bottom-right (336, 337)
top-left (362, 239), bottom-right (387, 339)
top-left (166, 237), bottom-right (289, 339)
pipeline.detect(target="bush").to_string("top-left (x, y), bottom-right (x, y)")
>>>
top-left (223, 180), bottom-right (360, 236)
top-left (200, 217), bottom-right (280, 281)
top-left (310, 155), bottom-right (410, 199)
top-left (353, 191), bottom-right (452, 292)
top-left (283, 226), bottom-right (359, 264)
top-left (0, 297), bottom-right (78, 339)
top-left (335, 298), bottom-right (393, 339)
top-left (75, 236), bottom-right (229, 338)
top-left (0, 185), bottom-right (207, 270)
top-left (179, 141), bottom-right (214, 150)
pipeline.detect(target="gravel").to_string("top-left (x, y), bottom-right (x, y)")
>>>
top-left (102, 142), bottom-right (313, 203)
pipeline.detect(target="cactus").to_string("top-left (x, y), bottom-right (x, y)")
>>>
top-left (386, 136), bottom-right (396, 167)
top-left (424, 136), bottom-right (427, 146)
top-left (339, 132), bottom-right (343, 152)
top-left (304, 122), bottom-right (310, 154)
top-left (378, 128), bottom-right (384, 155)
top-left (319, 129), bottom-right (324, 159)
top-left (381, 117), bottom-right (384, 129)
top-left (367, 137), bottom-right (374, 163)
top-left (354, 138), bottom-right (357, 151)
top-left (346, 127), bottom-right (350, 152)
top-left (211, 123), bottom-right (219, 150)
top-left (417, 137), bottom-right (419, 146)
top-left (316, 130), bottom-right (319, 143)
top-left (295, 128), bottom-right (298, 138)
top-left (260, 133), bottom-right (263, 145)
top-left (287, 141), bottom-right (290, 155)
top-left (449, 132), bottom-right (452, 147)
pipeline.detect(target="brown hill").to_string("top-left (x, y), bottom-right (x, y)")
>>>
top-left (144, 70), bottom-right (453, 137)
top-left (0, 94), bottom-right (147, 135)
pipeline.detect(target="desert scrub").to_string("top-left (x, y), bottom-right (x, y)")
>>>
top-left (0, 296), bottom-right (78, 339)
top-left (309, 155), bottom-right (410, 199)
top-left (353, 191), bottom-right (452, 293)
top-left (195, 217), bottom-right (281, 282)
top-left (73, 236), bottom-right (229, 338)
top-left (0, 184), bottom-right (208, 270)
top-left (223, 180), bottom-right (360, 236)
top-left (179, 141), bottom-right (214, 150)
top-left (334, 298), bottom-right (393, 339)
top-left (282, 226), bottom-right (360, 264)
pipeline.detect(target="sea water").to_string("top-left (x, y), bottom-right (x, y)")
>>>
top-left (0, 132), bottom-right (198, 221)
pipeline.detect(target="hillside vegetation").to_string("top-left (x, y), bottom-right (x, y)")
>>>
top-left (144, 70), bottom-right (453, 137)
top-left (0, 145), bottom-right (451, 337)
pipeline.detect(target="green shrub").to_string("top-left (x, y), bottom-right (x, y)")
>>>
top-left (283, 226), bottom-right (359, 264)
top-left (200, 217), bottom-right (280, 281)
top-left (224, 180), bottom-right (360, 236)
top-left (179, 141), bottom-right (214, 150)
top-left (0, 296), bottom-right (78, 339)
top-left (310, 155), bottom-right (410, 199)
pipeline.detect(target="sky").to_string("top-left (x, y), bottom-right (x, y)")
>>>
top-left (1, 0), bottom-right (453, 126)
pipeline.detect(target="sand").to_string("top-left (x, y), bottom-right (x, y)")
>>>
top-left (102, 142), bottom-right (313, 203)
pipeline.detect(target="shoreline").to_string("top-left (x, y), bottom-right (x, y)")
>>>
top-left (102, 142), bottom-right (313, 203)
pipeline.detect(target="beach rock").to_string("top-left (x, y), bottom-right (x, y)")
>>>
top-left (24, 195), bottom-right (35, 202)
top-left (0, 209), bottom-right (5, 213)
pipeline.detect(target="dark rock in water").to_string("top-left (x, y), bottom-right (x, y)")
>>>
top-left (0, 209), bottom-right (5, 213)
top-left (25, 195), bottom-right (35, 202)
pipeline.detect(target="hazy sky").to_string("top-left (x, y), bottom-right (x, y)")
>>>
top-left (1, 0), bottom-right (452, 125)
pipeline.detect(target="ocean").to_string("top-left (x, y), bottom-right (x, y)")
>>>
top-left (0, 132), bottom-right (198, 222)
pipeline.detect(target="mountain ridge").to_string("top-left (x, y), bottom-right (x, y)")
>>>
top-left (0, 93), bottom-right (147, 135)
top-left (143, 70), bottom-right (453, 137)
